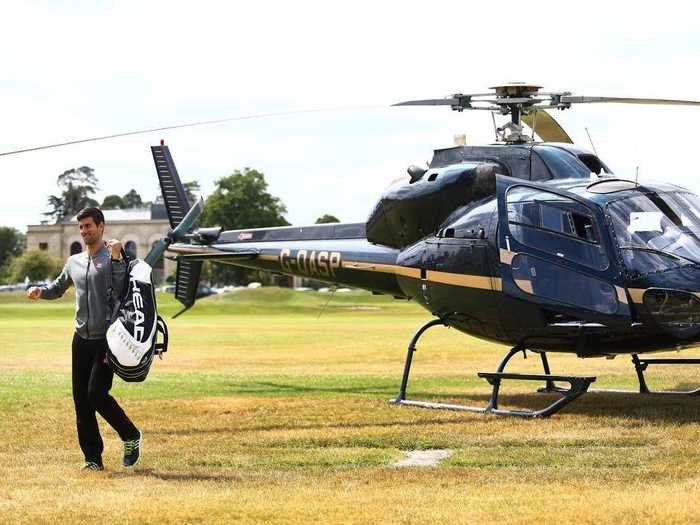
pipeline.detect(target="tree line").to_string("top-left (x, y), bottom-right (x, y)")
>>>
top-left (1, 165), bottom-right (339, 286)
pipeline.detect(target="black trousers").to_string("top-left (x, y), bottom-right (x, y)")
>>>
top-left (71, 332), bottom-right (138, 463)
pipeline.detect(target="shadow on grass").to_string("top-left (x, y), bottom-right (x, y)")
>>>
top-left (222, 379), bottom-right (700, 424)
top-left (151, 414), bottom-right (466, 437)
top-left (109, 468), bottom-right (244, 482)
top-left (149, 393), bottom-right (700, 441)
top-left (227, 380), bottom-right (399, 396)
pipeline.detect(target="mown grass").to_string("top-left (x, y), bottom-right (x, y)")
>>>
top-left (2, 288), bottom-right (700, 523)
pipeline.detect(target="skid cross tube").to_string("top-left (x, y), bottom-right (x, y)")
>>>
top-left (589, 354), bottom-right (700, 396)
top-left (537, 352), bottom-right (700, 396)
top-left (632, 354), bottom-right (700, 395)
top-left (390, 330), bottom-right (596, 417)
top-left (478, 372), bottom-right (596, 417)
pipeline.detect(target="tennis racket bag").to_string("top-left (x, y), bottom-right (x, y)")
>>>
top-left (106, 256), bottom-right (168, 382)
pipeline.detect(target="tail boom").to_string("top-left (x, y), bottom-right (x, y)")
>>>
top-left (169, 236), bottom-right (409, 297)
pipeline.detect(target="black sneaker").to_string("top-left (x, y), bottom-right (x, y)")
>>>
top-left (81, 461), bottom-right (104, 471)
top-left (123, 430), bottom-right (142, 467)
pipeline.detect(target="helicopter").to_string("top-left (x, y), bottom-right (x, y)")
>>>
top-left (145, 83), bottom-right (700, 418)
top-left (11, 83), bottom-right (700, 418)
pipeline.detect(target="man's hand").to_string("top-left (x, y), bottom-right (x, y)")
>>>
top-left (107, 239), bottom-right (123, 260)
top-left (27, 287), bottom-right (42, 300)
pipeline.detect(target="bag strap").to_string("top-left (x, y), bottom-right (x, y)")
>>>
top-left (107, 247), bottom-right (132, 329)
top-left (117, 248), bottom-right (132, 304)
top-left (154, 315), bottom-right (169, 357)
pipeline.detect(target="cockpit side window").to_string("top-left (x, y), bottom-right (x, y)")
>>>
top-left (535, 147), bottom-right (591, 179)
top-left (530, 151), bottom-right (552, 181)
top-left (578, 154), bottom-right (613, 175)
top-left (507, 186), bottom-right (608, 271)
top-left (440, 197), bottom-right (496, 239)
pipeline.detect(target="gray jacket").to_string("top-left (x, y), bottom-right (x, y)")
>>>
top-left (41, 245), bottom-right (126, 340)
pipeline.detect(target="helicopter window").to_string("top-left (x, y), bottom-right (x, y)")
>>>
top-left (507, 186), bottom-right (608, 271)
top-left (530, 152), bottom-right (552, 181)
top-left (441, 198), bottom-right (496, 239)
top-left (578, 154), bottom-right (612, 175)
top-left (512, 254), bottom-right (618, 314)
top-left (535, 146), bottom-right (591, 179)
top-left (606, 191), bottom-right (700, 276)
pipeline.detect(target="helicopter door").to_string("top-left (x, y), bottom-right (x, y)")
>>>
top-left (424, 199), bottom-right (502, 340)
top-left (495, 175), bottom-right (632, 325)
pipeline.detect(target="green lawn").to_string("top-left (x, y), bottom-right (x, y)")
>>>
top-left (2, 288), bottom-right (700, 524)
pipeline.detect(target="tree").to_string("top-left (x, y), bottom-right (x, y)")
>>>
top-left (102, 194), bottom-right (125, 209)
top-left (200, 168), bottom-right (289, 285)
top-left (44, 167), bottom-right (99, 223)
top-left (0, 227), bottom-right (25, 268)
top-left (315, 214), bottom-right (340, 224)
top-left (183, 181), bottom-right (201, 206)
top-left (201, 168), bottom-right (288, 230)
top-left (0, 227), bottom-right (25, 284)
top-left (10, 250), bottom-right (62, 282)
top-left (122, 189), bottom-right (143, 208)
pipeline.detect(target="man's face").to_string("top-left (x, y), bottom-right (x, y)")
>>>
top-left (78, 217), bottom-right (104, 246)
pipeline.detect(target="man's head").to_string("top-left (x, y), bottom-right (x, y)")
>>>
top-left (76, 207), bottom-right (105, 247)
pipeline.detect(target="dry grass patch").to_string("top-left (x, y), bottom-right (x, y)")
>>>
top-left (3, 288), bottom-right (700, 523)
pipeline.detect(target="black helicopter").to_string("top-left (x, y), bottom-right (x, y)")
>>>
top-left (13, 81), bottom-right (699, 418)
top-left (147, 83), bottom-right (700, 418)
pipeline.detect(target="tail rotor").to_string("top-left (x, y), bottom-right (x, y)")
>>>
top-left (145, 143), bottom-right (206, 316)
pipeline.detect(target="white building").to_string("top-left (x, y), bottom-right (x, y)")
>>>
top-left (26, 205), bottom-right (174, 283)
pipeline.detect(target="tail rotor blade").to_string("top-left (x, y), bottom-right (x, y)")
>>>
top-left (144, 238), bottom-right (169, 268)
top-left (171, 197), bottom-right (204, 240)
top-left (144, 197), bottom-right (203, 268)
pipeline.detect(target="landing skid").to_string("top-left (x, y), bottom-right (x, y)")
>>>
top-left (539, 353), bottom-right (700, 396)
top-left (389, 319), bottom-right (596, 418)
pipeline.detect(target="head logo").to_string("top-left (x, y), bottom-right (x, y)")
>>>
top-left (130, 277), bottom-right (145, 341)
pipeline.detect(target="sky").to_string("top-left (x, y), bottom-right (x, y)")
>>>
top-left (2, 1), bottom-right (700, 232)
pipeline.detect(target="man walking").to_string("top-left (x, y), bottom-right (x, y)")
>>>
top-left (27, 207), bottom-right (142, 471)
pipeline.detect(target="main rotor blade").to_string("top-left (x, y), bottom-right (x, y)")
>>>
top-left (0, 105), bottom-right (385, 158)
top-left (392, 98), bottom-right (461, 107)
top-left (522, 109), bottom-right (573, 144)
top-left (561, 95), bottom-right (700, 106)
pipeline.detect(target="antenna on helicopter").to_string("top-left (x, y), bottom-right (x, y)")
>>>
top-left (585, 127), bottom-right (598, 156)
top-left (531, 110), bottom-right (539, 141)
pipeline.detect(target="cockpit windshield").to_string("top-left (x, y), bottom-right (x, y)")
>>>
top-left (606, 191), bottom-right (700, 276)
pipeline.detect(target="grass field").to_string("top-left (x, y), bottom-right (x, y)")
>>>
top-left (2, 288), bottom-right (700, 524)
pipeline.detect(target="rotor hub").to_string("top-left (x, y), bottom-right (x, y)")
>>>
top-left (489, 82), bottom-right (542, 98)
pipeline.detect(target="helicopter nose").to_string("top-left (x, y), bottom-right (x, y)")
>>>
top-left (642, 289), bottom-right (700, 339)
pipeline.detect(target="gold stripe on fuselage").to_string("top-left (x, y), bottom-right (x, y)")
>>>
top-left (170, 246), bottom-right (501, 292)
top-left (615, 286), bottom-right (629, 305)
top-left (425, 270), bottom-right (494, 290)
top-left (499, 249), bottom-right (515, 265)
top-left (342, 261), bottom-right (421, 279)
top-left (341, 260), bottom-right (500, 291)
top-left (628, 288), bottom-right (645, 304)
